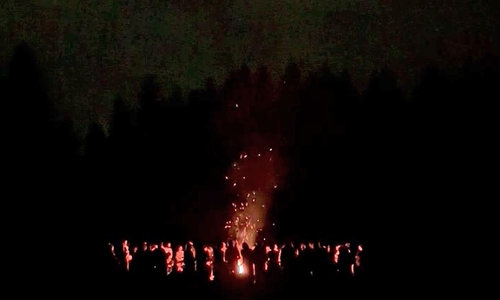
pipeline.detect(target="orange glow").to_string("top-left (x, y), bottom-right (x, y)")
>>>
top-left (225, 145), bottom-right (283, 246)
top-left (237, 259), bottom-right (244, 274)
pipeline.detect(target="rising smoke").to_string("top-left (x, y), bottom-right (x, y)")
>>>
top-left (224, 145), bottom-right (282, 246)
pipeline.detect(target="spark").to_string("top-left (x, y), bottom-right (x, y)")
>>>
top-left (224, 149), bottom-right (279, 245)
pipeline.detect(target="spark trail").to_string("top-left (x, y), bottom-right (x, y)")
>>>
top-left (224, 147), bottom-right (279, 246)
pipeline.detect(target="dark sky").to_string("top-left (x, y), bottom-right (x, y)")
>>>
top-left (1, 0), bottom-right (498, 127)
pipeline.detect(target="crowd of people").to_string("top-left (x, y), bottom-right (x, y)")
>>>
top-left (105, 239), bottom-right (365, 285)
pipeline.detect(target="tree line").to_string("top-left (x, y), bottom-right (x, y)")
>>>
top-left (2, 41), bottom-right (497, 244)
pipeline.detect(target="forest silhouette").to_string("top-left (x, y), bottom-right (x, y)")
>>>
top-left (2, 42), bottom-right (497, 268)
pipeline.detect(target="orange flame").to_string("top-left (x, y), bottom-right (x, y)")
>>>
top-left (237, 259), bottom-right (244, 274)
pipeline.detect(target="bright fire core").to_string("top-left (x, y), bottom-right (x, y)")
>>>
top-left (225, 148), bottom-right (279, 246)
top-left (237, 261), bottom-right (244, 274)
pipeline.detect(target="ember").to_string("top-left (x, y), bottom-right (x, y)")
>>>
top-left (225, 147), bottom-right (280, 245)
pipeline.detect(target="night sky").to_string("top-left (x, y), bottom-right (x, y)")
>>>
top-left (1, 0), bottom-right (498, 127)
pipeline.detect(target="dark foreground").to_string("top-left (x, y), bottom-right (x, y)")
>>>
top-left (98, 274), bottom-right (367, 298)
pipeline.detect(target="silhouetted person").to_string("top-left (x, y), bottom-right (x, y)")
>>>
top-left (105, 243), bottom-right (119, 276)
top-left (253, 242), bottom-right (267, 284)
top-left (133, 242), bottom-right (151, 276)
top-left (353, 244), bottom-right (365, 279)
top-left (338, 244), bottom-right (353, 279)
top-left (292, 246), bottom-right (303, 282)
top-left (280, 241), bottom-right (295, 280)
top-left (313, 241), bottom-right (328, 280)
top-left (267, 244), bottom-right (280, 276)
top-left (226, 240), bottom-right (240, 274)
top-left (129, 246), bottom-right (139, 275)
top-left (152, 243), bottom-right (166, 277)
top-left (199, 246), bottom-right (210, 282)
top-left (184, 241), bottom-right (196, 275)
top-left (214, 242), bottom-right (226, 281)
top-left (240, 242), bottom-right (254, 284)
top-left (161, 242), bottom-right (173, 275)
top-left (175, 245), bottom-right (184, 273)
top-left (225, 239), bottom-right (239, 275)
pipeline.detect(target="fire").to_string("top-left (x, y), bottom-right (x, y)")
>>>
top-left (237, 260), bottom-right (244, 274)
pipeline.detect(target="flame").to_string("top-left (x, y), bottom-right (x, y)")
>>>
top-left (237, 260), bottom-right (244, 274)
